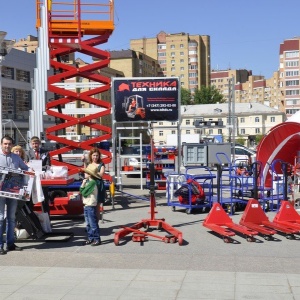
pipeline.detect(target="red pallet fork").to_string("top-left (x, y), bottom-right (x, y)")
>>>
top-left (203, 203), bottom-right (258, 243)
top-left (240, 199), bottom-right (298, 240)
top-left (273, 200), bottom-right (300, 231)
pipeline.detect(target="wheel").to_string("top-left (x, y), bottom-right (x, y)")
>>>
top-left (186, 208), bottom-right (192, 214)
top-left (286, 234), bottom-right (295, 240)
top-left (261, 201), bottom-right (270, 212)
top-left (164, 238), bottom-right (170, 243)
top-left (178, 235), bottom-right (183, 246)
top-left (227, 204), bottom-right (236, 215)
top-left (223, 237), bottom-right (231, 243)
top-left (143, 222), bottom-right (149, 229)
top-left (172, 206), bottom-right (176, 211)
top-left (170, 237), bottom-right (176, 243)
top-left (246, 236), bottom-right (255, 242)
top-left (114, 235), bottom-right (119, 246)
top-left (264, 235), bottom-right (271, 241)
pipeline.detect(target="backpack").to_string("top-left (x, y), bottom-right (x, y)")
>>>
top-left (174, 178), bottom-right (205, 204)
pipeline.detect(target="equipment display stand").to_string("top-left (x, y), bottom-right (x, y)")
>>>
top-left (114, 126), bottom-right (183, 246)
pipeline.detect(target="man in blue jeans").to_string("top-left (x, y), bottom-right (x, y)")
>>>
top-left (0, 136), bottom-right (29, 254)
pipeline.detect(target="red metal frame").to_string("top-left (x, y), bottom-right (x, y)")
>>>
top-left (203, 203), bottom-right (258, 243)
top-left (114, 191), bottom-right (183, 246)
top-left (38, 1), bottom-right (114, 180)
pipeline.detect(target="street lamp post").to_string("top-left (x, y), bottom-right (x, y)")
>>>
top-left (0, 31), bottom-right (14, 139)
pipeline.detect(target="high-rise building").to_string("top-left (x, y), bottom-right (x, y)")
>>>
top-left (130, 31), bottom-right (211, 93)
top-left (279, 37), bottom-right (300, 117)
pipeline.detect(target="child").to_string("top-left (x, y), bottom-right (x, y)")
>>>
top-left (80, 164), bottom-right (102, 246)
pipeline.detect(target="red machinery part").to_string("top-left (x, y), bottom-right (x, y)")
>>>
top-left (273, 200), bottom-right (300, 231)
top-left (240, 199), bottom-right (298, 239)
top-left (203, 202), bottom-right (257, 243)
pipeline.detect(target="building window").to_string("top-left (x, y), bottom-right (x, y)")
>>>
top-left (186, 130), bottom-right (190, 134)
top-left (286, 80), bottom-right (299, 86)
top-left (255, 117), bottom-right (260, 122)
top-left (240, 129), bottom-right (245, 134)
top-left (158, 44), bottom-right (166, 50)
top-left (270, 117), bottom-right (275, 122)
top-left (208, 129), bottom-right (213, 134)
top-left (180, 59), bottom-right (184, 63)
top-left (180, 51), bottom-right (184, 56)
top-left (2, 66), bottom-right (14, 79)
top-left (170, 44), bottom-right (175, 49)
top-left (159, 131), bottom-right (163, 136)
top-left (186, 120), bottom-right (190, 125)
top-left (171, 122), bottom-right (176, 125)
top-left (218, 129), bottom-right (222, 134)
top-left (285, 60), bottom-right (299, 67)
top-left (159, 122), bottom-right (163, 125)
top-left (285, 51), bottom-right (299, 58)
top-left (255, 128), bottom-right (260, 134)
top-left (171, 52), bottom-right (175, 57)
top-left (180, 44), bottom-right (184, 48)
top-left (171, 130), bottom-right (175, 134)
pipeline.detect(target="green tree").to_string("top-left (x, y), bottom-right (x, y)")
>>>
top-left (235, 135), bottom-right (245, 146)
top-left (193, 86), bottom-right (225, 104)
top-left (255, 134), bottom-right (264, 145)
top-left (180, 88), bottom-right (192, 105)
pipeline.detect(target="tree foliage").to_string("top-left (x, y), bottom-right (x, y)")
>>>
top-left (193, 86), bottom-right (225, 104)
top-left (180, 88), bottom-right (192, 105)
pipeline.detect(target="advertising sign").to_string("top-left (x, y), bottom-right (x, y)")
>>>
top-left (113, 77), bottom-right (180, 122)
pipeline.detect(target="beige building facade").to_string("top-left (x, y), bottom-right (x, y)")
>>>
top-left (153, 103), bottom-right (285, 147)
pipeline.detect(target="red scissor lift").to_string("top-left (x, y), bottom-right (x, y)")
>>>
top-left (36, 0), bottom-right (114, 206)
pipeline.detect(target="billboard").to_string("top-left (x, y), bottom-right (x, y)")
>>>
top-left (112, 77), bottom-right (180, 122)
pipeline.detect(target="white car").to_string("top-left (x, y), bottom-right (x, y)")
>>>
top-left (232, 145), bottom-right (256, 165)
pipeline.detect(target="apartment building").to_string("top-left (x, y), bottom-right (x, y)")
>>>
top-left (130, 31), bottom-right (211, 93)
top-left (279, 37), bottom-right (300, 117)
top-left (108, 49), bottom-right (160, 78)
top-left (0, 48), bottom-right (49, 145)
top-left (13, 35), bottom-right (38, 54)
top-left (153, 103), bottom-right (285, 146)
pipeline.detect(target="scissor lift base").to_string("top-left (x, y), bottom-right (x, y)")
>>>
top-left (114, 218), bottom-right (183, 245)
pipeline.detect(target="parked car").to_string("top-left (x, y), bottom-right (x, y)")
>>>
top-left (233, 145), bottom-right (256, 165)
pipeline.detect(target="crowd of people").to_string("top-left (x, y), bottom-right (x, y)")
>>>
top-left (0, 135), bottom-right (106, 255)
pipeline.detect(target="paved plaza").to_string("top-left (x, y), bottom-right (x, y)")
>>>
top-left (0, 180), bottom-right (300, 299)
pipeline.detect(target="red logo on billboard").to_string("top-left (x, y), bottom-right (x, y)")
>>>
top-left (118, 83), bottom-right (130, 92)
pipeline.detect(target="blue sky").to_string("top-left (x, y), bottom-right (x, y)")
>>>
top-left (1, 0), bottom-right (299, 78)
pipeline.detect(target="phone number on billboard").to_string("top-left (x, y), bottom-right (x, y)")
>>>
top-left (146, 104), bottom-right (177, 108)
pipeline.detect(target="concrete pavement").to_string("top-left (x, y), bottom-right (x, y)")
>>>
top-left (0, 185), bottom-right (300, 299)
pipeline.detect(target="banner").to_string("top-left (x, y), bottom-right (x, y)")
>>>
top-left (113, 78), bottom-right (180, 122)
